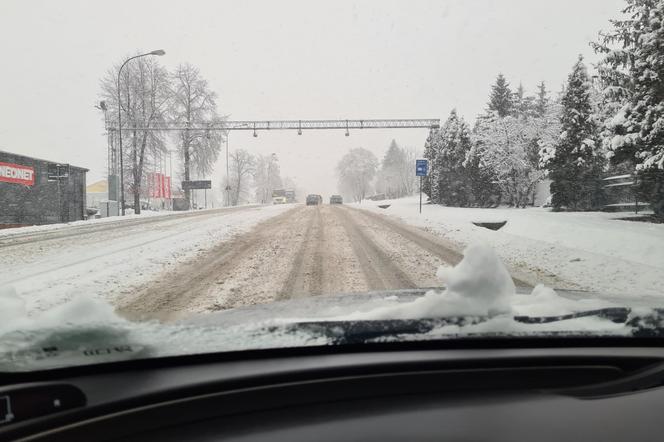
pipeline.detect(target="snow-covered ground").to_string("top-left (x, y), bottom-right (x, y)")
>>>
top-left (354, 196), bottom-right (664, 300)
top-left (0, 204), bottom-right (292, 314)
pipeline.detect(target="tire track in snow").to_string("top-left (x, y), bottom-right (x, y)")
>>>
top-left (335, 206), bottom-right (417, 290)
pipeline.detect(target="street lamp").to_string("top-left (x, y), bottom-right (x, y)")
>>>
top-left (117, 49), bottom-right (165, 215)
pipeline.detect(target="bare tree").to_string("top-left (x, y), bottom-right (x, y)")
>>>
top-left (399, 146), bottom-right (418, 196)
top-left (337, 148), bottom-right (378, 202)
top-left (253, 154), bottom-right (281, 203)
top-left (170, 63), bottom-right (224, 208)
top-left (228, 149), bottom-right (256, 206)
top-left (100, 56), bottom-right (170, 214)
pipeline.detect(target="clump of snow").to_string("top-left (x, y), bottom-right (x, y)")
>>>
top-left (435, 243), bottom-right (514, 315)
top-left (340, 243), bottom-right (513, 320)
top-left (511, 284), bottom-right (618, 317)
top-left (0, 286), bottom-right (122, 336)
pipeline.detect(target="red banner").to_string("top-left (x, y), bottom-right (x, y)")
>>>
top-left (0, 161), bottom-right (35, 186)
top-left (164, 176), bottom-right (171, 198)
top-left (147, 173), bottom-right (172, 198)
top-left (160, 173), bottom-right (166, 199)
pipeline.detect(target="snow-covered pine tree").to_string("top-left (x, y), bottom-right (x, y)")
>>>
top-left (547, 56), bottom-right (604, 210)
top-left (514, 83), bottom-right (536, 119)
top-left (535, 81), bottom-right (549, 117)
top-left (431, 110), bottom-right (474, 206)
top-left (380, 139), bottom-right (408, 198)
top-left (487, 74), bottom-right (513, 117)
top-left (422, 129), bottom-right (437, 202)
top-left (593, 0), bottom-right (664, 217)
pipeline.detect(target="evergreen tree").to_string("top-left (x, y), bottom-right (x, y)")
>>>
top-left (593, 0), bottom-right (664, 217)
top-left (463, 142), bottom-right (501, 208)
top-left (430, 110), bottom-right (474, 206)
top-left (422, 130), bottom-right (436, 201)
top-left (535, 81), bottom-right (549, 117)
top-left (379, 139), bottom-right (409, 198)
top-left (487, 74), bottom-right (513, 117)
top-left (514, 83), bottom-right (535, 118)
top-left (547, 56), bottom-right (604, 210)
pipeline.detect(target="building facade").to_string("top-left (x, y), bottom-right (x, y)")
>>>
top-left (0, 151), bottom-right (88, 228)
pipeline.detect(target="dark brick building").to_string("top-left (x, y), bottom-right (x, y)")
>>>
top-left (0, 151), bottom-right (88, 228)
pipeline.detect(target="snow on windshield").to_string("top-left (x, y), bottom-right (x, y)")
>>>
top-left (0, 242), bottom-right (640, 371)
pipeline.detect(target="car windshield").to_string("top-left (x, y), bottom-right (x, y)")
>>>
top-left (1, 0), bottom-right (664, 371)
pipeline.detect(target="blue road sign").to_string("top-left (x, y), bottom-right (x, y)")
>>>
top-left (415, 159), bottom-right (428, 177)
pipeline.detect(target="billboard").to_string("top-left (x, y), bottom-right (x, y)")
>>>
top-left (0, 161), bottom-right (35, 186)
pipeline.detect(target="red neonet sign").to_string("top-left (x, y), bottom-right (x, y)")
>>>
top-left (0, 161), bottom-right (35, 186)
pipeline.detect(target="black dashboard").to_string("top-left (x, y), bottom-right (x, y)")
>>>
top-left (2, 341), bottom-right (664, 441)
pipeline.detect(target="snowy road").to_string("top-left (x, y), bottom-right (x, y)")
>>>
top-left (117, 205), bottom-right (507, 321)
top-left (3, 203), bottom-right (537, 321)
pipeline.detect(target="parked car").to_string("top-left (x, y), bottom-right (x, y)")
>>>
top-left (306, 194), bottom-right (322, 205)
top-left (329, 195), bottom-right (343, 204)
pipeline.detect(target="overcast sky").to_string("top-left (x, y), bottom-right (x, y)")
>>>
top-left (0, 0), bottom-right (625, 198)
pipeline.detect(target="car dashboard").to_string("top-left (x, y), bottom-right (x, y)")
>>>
top-left (2, 340), bottom-right (664, 441)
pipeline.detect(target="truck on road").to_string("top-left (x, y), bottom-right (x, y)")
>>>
top-left (272, 189), bottom-right (287, 204)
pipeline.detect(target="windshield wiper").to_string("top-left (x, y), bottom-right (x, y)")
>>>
top-left (275, 308), bottom-right (664, 344)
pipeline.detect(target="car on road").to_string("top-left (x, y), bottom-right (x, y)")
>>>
top-left (306, 194), bottom-right (322, 205)
top-left (329, 195), bottom-right (343, 204)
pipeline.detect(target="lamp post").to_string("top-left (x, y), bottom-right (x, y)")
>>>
top-left (117, 49), bottom-right (165, 215)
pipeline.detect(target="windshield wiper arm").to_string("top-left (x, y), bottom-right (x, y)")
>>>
top-left (277, 308), bottom-right (664, 344)
top-left (513, 307), bottom-right (631, 324)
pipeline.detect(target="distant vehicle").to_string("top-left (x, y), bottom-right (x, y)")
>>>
top-left (285, 189), bottom-right (296, 203)
top-left (306, 194), bottom-right (322, 206)
top-left (272, 189), bottom-right (287, 204)
top-left (330, 195), bottom-right (343, 204)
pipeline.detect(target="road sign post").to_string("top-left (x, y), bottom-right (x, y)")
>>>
top-left (415, 159), bottom-right (428, 214)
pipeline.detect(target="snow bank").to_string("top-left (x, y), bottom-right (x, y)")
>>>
top-left (0, 206), bottom-right (257, 238)
top-left (354, 196), bottom-right (664, 299)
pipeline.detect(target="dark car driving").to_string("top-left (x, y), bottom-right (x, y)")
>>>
top-left (329, 195), bottom-right (343, 204)
top-left (306, 194), bottom-right (322, 205)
